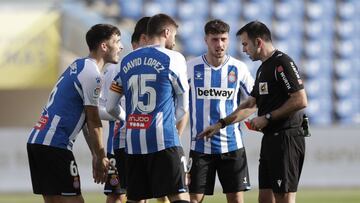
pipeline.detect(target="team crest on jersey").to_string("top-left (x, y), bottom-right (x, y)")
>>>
top-left (194, 70), bottom-right (203, 80)
top-left (93, 86), bottom-right (101, 98)
top-left (259, 82), bottom-right (269, 95)
top-left (73, 177), bottom-right (80, 189)
top-left (228, 70), bottom-right (237, 83)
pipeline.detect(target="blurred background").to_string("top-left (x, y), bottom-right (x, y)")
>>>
top-left (0, 0), bottom-right (359, 201)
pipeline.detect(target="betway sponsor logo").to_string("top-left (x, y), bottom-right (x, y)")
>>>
top-left (196, 87), bottom-right (234, 100)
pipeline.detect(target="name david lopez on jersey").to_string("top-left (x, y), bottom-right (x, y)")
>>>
top-left (123, 57), bottom-right (165, 74)
top-left (196, 87), bottom-right (234, 100)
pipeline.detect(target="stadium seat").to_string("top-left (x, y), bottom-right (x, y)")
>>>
top-left (210, 0), bottom-right (240, 20)
top-left (335, 19), bottom-right (355, 40)
top-left (182, 37), bottom-right (207, 56)
top-left (177, 0), bottom-right (208, 21)
top-left (143, 0), bottom-right (177, 17)
top-left (333, 58), bottom-right (353, 78)
top-left (117, 0), bottom-right (143, 19)
top-left (306, 97), bottom-right (333, 125)
top-left (335, 39), bottom-right (355, 59)
top-left (337, 0), bottom-right (356, 20)
top-left (177, 19), bottom-right (204, 41)
top-left (334, 77), bottom-right (358, 99)
top-left (335, 98), bottom-right (358, 124)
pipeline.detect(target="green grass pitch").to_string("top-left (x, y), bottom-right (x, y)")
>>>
top-left (1, 188), bottom-right (359, 203)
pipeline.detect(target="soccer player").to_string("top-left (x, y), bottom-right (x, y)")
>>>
top-left (187, 19), bottom-right (255, 203)
top-left (100, 64), bottom-right (126, 203)
top-left (106, 13), bottom-right (190, 203)
top-left (26, 24), bottom-right (123, 203)
top-left (199, 21), bottom-right (308, 203)
top-left (101, 16), bottom-right (151, 203)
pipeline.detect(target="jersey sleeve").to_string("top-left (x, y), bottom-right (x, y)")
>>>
top-left (169, 52), bottom-right (189, 95)
top-left (275, 56), bottom-right (304, 93)
top-left (169, 52), bottom-right (190, 121)
top-left (78, 60), bottom-right (102, 106)
top-left (238, 61), bottom-right (254, 99)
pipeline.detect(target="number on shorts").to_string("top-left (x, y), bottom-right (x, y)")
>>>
top-left (70, 160), bottom-right (78, 176)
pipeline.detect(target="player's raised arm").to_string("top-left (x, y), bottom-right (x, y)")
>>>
top-left (197, 96), bottom-right (257, 140)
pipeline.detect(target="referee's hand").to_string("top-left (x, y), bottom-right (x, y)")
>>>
top-left (197, 122), bottom-right (222, 141)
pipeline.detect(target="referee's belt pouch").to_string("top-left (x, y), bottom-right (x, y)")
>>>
top-left (273, 127), bottom-right (305, 137)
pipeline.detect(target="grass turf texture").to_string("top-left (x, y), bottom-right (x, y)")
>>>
top-left (1, 188), bottom-right (359, 203)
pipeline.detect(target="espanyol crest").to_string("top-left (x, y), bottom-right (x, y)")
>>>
top-left (228, 70), bottom-right (237, 83)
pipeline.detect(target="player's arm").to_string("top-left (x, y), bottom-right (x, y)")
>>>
top-left (106, 81), bottom-right (124, 120)
top-left (99, 103), bottom-right (125, 121)
top-left (171, 53), bottom-right (190, 136)
top-left (198, 96), bottom-right (257, 140)
top-left (79, 64), bottom-right (109, 184)
top-left (84, 105), bottom-right (109, 184)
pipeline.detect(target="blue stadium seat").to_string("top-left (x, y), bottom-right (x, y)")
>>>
top-left (177, 0), bottom-right (208, 21)
top-left (335, 98), bottom-right (358, 124)
top-left (210, 0), bottom-right (240, 20)
top-left (334, 78), bottom-right (358, 99)
top-left (242, 1), bottom-right (272, 24)
top-left (335, 39), bottom-right (355, 59)
top-left (305, 77), bottom-right (332, 99)
top-left (334, 58), bottom-right (353, 78)
top-left (304, 20), bottom-right (323, 40)
top-left (335, 20), bottom-right (355, 40)
top-left (117, 0), bottom-right (143, 19)
top-left (143, 0), bottom-right (177, 17)
top-left (306, 97), bottom-right (333, 125)
top-left (177, 19), bottom-right (204, 41)
top-left (182, 37), bottom-right (207, 56)
top-left (337, 0), bottom-right (356, 20)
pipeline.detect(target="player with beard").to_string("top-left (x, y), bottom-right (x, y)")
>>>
top-left (106, 13), bottom-right (190, 203)
top-left (187, 19), bottom-right (255, 203)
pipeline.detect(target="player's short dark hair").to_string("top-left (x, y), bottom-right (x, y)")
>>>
top-left (204, 19), bottom-right (230, 35)
top-left (131, 16), bottom-right (150, 43)
top-left (86, 24), bottom-right (121, 51)
top-left (236, 21), bottom-right (272, 42)
top-left (147, 13), bottom-right (178, 37)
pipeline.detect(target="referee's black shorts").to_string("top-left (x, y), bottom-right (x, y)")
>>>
top-left (259, 128), bottom-right (305, 193)
top-left (126, 146), bottom-right (188, 201)
top-left (27, 143), bottom-right (81, 196)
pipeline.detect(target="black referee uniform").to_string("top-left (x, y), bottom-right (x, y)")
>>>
top-left (251, 50), bottom-right (306, 193)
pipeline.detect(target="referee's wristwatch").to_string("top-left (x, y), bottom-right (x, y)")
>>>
top-left (265, 113), bottom-right (272, 121)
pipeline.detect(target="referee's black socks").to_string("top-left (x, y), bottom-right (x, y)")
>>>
top-left (171, 201), bottom-right (190, 203)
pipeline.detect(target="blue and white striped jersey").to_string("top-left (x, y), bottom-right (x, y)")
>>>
top-left (187, 55), bottom-right (254, 154)
top-left (27, 58), bottom-right (102, 150)
top-left (111, 45), bottom-right (189, 154)
top-left (100, 64), bottom-right (126, 154)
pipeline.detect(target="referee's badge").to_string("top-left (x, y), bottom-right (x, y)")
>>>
top-left (228, 70), bottom-right (237, 83)
top-left (259, 82), bottom-right (269, 95)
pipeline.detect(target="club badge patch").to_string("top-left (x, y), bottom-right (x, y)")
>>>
top-left (73, 177), bottom-right (80, 189)
top-left (228, 70), bottom-right (237, 83)
top-left (259, 82), bottom-right (268, 95)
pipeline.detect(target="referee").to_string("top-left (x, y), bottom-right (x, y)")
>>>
top-left (198, 21), bottom-right (308, 203)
